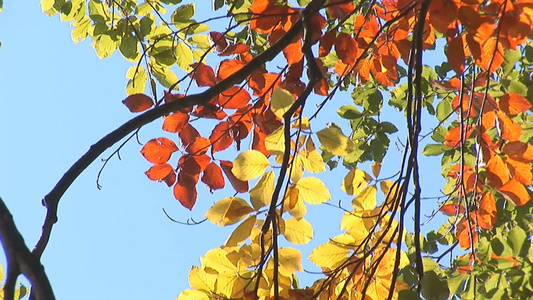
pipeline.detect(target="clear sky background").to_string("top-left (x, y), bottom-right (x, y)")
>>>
top-left (0, 1), bottom-right (447, 299)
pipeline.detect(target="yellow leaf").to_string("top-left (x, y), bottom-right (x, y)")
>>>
top-left (341, 211), bottom-right (374, 236)
top-left (371, 162), bottom-right (381, 178)
top-left (282, 217), bottom-right (313, 245)
top-left (289, 163), bottom-right (304, 183)
top-left (232, 150), bottom-right (270, 181)
top-left (177, 289), bottom-right (209, 300)
top-left (296, 177), bottom-right (331, 204)
top-left (189, 266), bottom-right (216, 291)
top-left (299, 137), bottom-right (326, 173)
top-left (250, 171), bottom-right (275, 210)
top-left (206, 197), bottom-right (254, 226)
top-left (216, 274), bottom-right (247, 298)
top-left (201, 248), bottom-right (237, 276)
top-left (352, 185), bottom-right (377, 211)
top-left (225, 215), bottom-right (257, 247)
top-left (271, 88), bottom-right (295, 119)
top-left (265, 127), bottom-right (285, 155)
top-left (309, 243), bottom-right (351, 269)
top-left (341, 168), bottom-right (372, 195)
top-left (316, 126), bottom-right (354, 156)
top-left (278, 247), bottom-right (303, 276)
top-left (380, 180), bottom-right (402, 209)
top-left (292, 117), bottom-right (310, 130)
top-left (283, 186), bottom-right (308, 219)
top-left (176, 42), bottom-right (193, 72)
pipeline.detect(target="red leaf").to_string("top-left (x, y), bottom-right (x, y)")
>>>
top-left (220, 160), bottom-right (248, 193)
top-left (140, 138), bottom-right (179, 164)
top-left (201, 162), bottom-right (225, 192)
top-left (218, 86), bottom-right (252, 109)
top-left (499, 93), bottom-right (532, 115)
top-left (191, 63), bottom-right (217, 87)
top-left (173, 173), bottom-right (197, 210)
top-left (209, 121), bottom-right (234, 153)
top-left (179, 154), bottom-right (211, 175)
top-left (179, 123), bottom-right (200, 148)
top-left (162, 112), bottom-right (190, 133)
top-left (219, 43), bottom-right (250, 56)
top-left (335, 33), bottom-right (358, 65)
top-left (209, 31), bottom-right (228, 52)
top-left (252, 126), bottom-right (269, 156)
top-left (439, 203), bottom-right (466, 216)
top-left (497, 111), bottom-right (522, 142)
top-left (327, 0), bottom-right (355, 19)
top-left (477, 192), bottom-right (497, 230)
top-left (185, 137), bottom-right (211, 155)
top-left (217, 59), bottom-right (246, 81)
top-left (309, 13), bottom-right (326, 44)
top-left (145, 163), bottom-right (176, 187)
top-left (122, 94), bottom-right (154, 112)
top-left (319, 30), bottom-right (336, 57)
top-left (192, 104), bottom-right (227, 120)
top-left (164, 92), bottom-right (185, 104)
top-left (498, 179), bottom-right (530, 206)
top-left (249, 72), bottom-right (281, 97)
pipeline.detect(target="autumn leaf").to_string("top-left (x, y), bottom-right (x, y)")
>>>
top-left (309, 243), bottom-right (351, 269)
top-left (497, 111), bottom-right (522, 142)
top-left (185, 137), bottom-right (211, 155)
top-left (122, 93), bottom-right (153, 112)
top-left (163, 112), bottom-right (190, 133)
top-left (503, 141), bottom-right (533, 162)
top-left (179, 154), bottom-right (211, 175)
top-left (218, 86), bottom-right (251, 109)
top-left (316, 126), bottom-right (354, 156)
top-left (335, 32), bottom-right (358, 65)
top-left (201, 162), bottom-right (225, 192)
top-left (277, 247), bottom-right (303, 277)
top-left (439, 203), bottom-right (466, 216)
top-left (232, 150), bottom-right (270, 181)
top-left (295, 177), bottom-right (331, 204)
top-left (209, 31), bottom-right (228, 52)
top-left (499, 179), bottom-right (530, 206)
top-left (477, 192), bottom-right (497, 229)
top-left (249, 171), bottom-right (274, 210)
top-left (282, 217), bottom-right (313, 245)
top-left (499, 93), bottom-right (532, 115)
top-left (456, 216), bottom-right (478, 249)
top-left (352, 185), bottom-right (378, 211)
top-left (179, 123), bottom-right (200, 148)
top-left (209, 121), bottom-right (233, 153)
top-left (174, 172), bottom-right (198, 210)
top-left (486, 155), bottom-right (510, 188)
top-left (341, 168), bottom-right (372, 195)
top-left (191, 63), bottom-right (217, 87)
top-left (270, 88), bottom-right (295, 119)
top-left (145, 163), bottom-right (176, 187)
top-left (225, 215), bottom-right (256, 247)
top-left (217, 59), bottom-right (245, 81)
top-left (220, 160), bottom-right (248, 193)
top-left (205, 197), bottom-right (254, 226)
top-left (444, 125), bottom-right (474, 147)
top-left (141, 138), bottom-right (179, 164)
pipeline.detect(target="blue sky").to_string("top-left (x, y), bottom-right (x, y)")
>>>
top-left (0, 1), bottom-right (448, 299)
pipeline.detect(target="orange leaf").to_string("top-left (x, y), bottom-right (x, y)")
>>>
top-left (498, 179), bottom-right (530, 206)
top-left (122, 93), bottom-right (154, 112)
top-left (319, 30), bottom-right (336, 57)
top-left (252, 126), bottom-right (268, 156)
top-left (201, 162), bottom-right (225, 192)
top-left (179, 154), bottom-right (211, 175)
top-left (479, 37), bottom-right (504, 72)
top-left (446, 35), bottom-right (465, 74)
top-left (140, 138), bottom-right (179, 164)
top-left (217, 59), bottom-right (246, 81)
top-left (164, 92), bottom-right (185, 104)
top-left (335, 32), bottom-right (358, 65)
top-left (145, 163), bottom-right (176, 187)
top-left (220, 160), bottom-right (248, 193)
top-left (456, 217), bottom-right (478, 249)
top-left (503, 141), bottom-right (533, 162)
top-left (504, 157), bottom-right (532, 185)
top-left (249, 72), bottom-right (281, 98)
top-left (309, 13), bottom-right (326, 44)
top-left (209, 121), bottom-right (234, 153)
top-left (173, 173), bottom-right (198, 210)
top-left (250, 5), bottom-right (289, 34)
top-left (218, 86), bottom-right (252, 109)
top-left (209, 31), bottom-right (228, 52)
top-left (499, 93), bottom-right (532, 115)
top-left (486, 155), bottom-right (510, 188)
top-left (191, 63), bottom-right (217, 87)
top-left (185, 137), bottom-right (211, 155)
top-left (163, 112), bottom-right (190, 133)
top-left (452, 94), bottom-right (477, 117)
top-left (497, 111), bottom-right (522, 142)
top-left (219, 43), bottom-right (250, 56)
top-left (439, 203), bottom-right (466, 216)
top-left (179, 123), bottom-right (200, 148)
top-left (444, 125), bottom-right (474, 147)
top-left (478, 192), bottom-right (497, 229)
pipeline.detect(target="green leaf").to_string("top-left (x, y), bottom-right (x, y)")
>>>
top-left (379, 121), bottom-right (398, 134)
top-left (176, 42), bottom-right (193, 72)
top-left (126, 66), bottom-right (148, 95)
top-left (119, 32), bottom-right (139, 60)
top-left (151, 60), bottom-right (178, 88)
top-left (316, 126), bottom-right (354, 156)
top-left (436, 98), bottom-right (452, 122)
top-left (93, 33), bottom-right (119, 59)
top-left (423, 144), bottom-right (448, 156)
top-left (431, 125), bottom-right (447, 143)
top-left (71, 16), bottom-right (91, 43)
top-left (421, 271), bottom-right (449, 300)
top-left (508, 226), bottom-right (527, 256)
top-left (161, 0), bottom-right (182, 4)
top-left (337, 105), bottom-right (362, 119)
top-left (172, 3), bottom-right (195, 23)
top-left (502, 48), bottom-right (521, 75)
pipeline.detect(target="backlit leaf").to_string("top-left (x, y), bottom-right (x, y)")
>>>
top-left (209, 121), bottom-right (233, 153)
top-left (486, 155), bottom-right (509, 188)
top-left (141, 138), bottom-right (179, 164)
top-left (122, 93), bottom-right (153, 112)
top-left (478, 192), bottom-right (496, 230)
top-left (341, 168), bottom-right (372, 195)
top-left (185, 137), bottom-right (211, 155)
top-left (309, 243), bottom-right (351, 269)
top-left (177, 289), bottom-right (209, 300)
top-left (201, 162), bottom-right (225, 192)
top-left (191, 63), bottom-right (217, 87)
top-left (225, 215), bottom-right (257, 247)
top-left (145, 163), bottom-right (176, 187)
top-left (299, 137), bottom-right (326, 173)
top-left (265, 127), bottom-right (285, 155)
top-left (232, 150), bottom-right (270, 181)
top-left (173, 173), bottom-right (198, 210)
top-left (205, 196), bottom-right (254, 226)
top-left (201, 248), bottom-right (237, 275)
top-left (316, 126), bottom-right (354, 156)
top-left (499, 179), bottom-right (530, 206)
top-left (176, 42), bottom-right (193, 72)
top-left (271, 88), bottom-right (295, 119)
top-left (352, 185), bottom-right (377, 211)
top-left (499, 93), bottom-right (532, 115)
top-left (278, 247), bottom-right (303, 277)
top-left (335, 32), bottom-right (357, 65)
top-left (220, 160), bottom-right (248, 193)
top-left (439, 203), bottom-right (466, 216)
top-left (163, 112), bottom-right (190, 133)
top-left (217, 59), bottom-right (245, 80)
top-left (218, 86), bottom-right (251, 109)
top-left (189, 266), bottom-right (216, 292)
top-left (497, 111), bottom-right (523, 142)
top-left (296, 177), bottom-right (331, 204)
top-left (282, 217), bottom-right (313, 245)
top-left (250, 171), bottom-right (275, 210)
